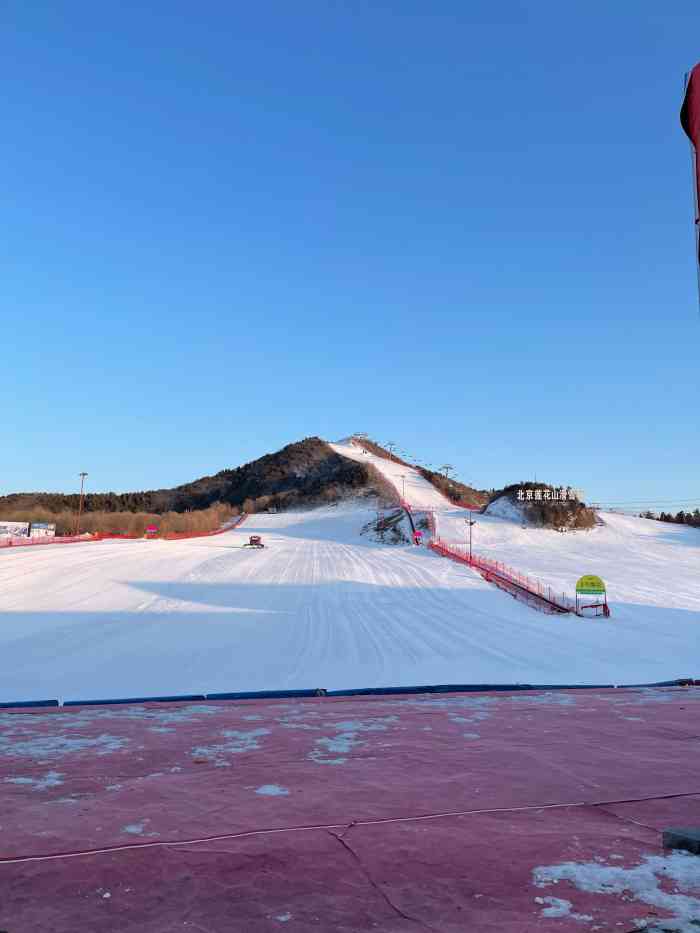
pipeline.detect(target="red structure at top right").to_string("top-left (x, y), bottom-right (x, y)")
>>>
top-left (681, 63), bottom-right (700, 265)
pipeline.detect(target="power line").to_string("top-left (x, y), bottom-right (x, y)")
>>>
top-left (595, 498), bottom-right (700, 507)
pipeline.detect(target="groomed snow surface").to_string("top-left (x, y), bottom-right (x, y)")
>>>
top-left (1, 490), bottom-right (698, 702)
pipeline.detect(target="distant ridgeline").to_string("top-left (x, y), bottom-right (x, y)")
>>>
top-left (641, 509), bottom-right (700, 528)
top-left (489, 483), bottom-right (596, 530)
top-left (0, 438), bottom-right (396, 518)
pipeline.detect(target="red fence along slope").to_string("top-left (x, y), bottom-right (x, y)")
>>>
top-left (0, 534), bottom-right (100, 550)
top-left (424, 510), bottom-right (574, 615)
top-left (1, 515), bottom-right (248, 550)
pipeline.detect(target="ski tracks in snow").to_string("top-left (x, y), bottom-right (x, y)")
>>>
top-left (1, 504), bottom-right (698, 701)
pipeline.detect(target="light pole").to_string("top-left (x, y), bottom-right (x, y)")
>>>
top-left (399, 474), bottom-right (406, 502)
top-left (466, 510), bottom-right (476, 562)
top-left (75, 472), bottom-right (88, 536)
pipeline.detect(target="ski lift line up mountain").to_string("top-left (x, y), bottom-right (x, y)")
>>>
top-left (331, 439), bottom-right (454, 511)
top-left (341, 436), bottom-right (695, 512)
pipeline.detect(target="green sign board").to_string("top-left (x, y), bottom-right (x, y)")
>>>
top-left (576, 574), bottom-right (606, 595)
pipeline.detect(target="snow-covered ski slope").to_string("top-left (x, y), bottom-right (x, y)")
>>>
top-left (330, 438), bottom-right (450, 509)
top-left (0, 499), bottom-right (698, 703)
top-left (435, 509), bottom-right (700, 624)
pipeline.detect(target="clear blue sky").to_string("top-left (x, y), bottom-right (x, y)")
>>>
top-left (3, 1), bottom-right (699, 509)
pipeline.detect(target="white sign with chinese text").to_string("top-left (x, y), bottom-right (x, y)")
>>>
top-left (517, 488), bottom-right (584, 502)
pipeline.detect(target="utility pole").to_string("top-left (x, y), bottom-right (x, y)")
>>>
top-left (75, 472), bottom-right (88, 536)
top-left (441, 464), bottom-right (453, 480)
top-left (386, 442), bottom-right (396, 461)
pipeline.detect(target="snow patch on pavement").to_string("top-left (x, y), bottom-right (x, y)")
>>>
top-left (533, 851), bottom-right (700, 931)
top-left (0, 731), bottom-right (127, 760)
top-left (3, 770), bottom-right (64, 790)
top-left (191, 728), bottom-right (270, 765)
top-left (255, 784), bottom-right (289, 796)
top-left (309, 716), bottom-right (398, 765)
top-left (534, 895), bottom-right (593, 921)
top-left (121, 819), bottom-right (159, 837)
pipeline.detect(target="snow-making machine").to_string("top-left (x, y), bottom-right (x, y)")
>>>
top-left (243, 535), bottom-right (265, 549)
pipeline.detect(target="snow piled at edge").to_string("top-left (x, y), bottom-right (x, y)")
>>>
top-left (484, 495), bottom-right (524, 522)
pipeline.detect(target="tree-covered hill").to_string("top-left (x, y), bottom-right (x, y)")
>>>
top-left (0, 437), bottom-right (394, 516)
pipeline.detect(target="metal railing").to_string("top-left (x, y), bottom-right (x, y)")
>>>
top-left (425, 510), bottom-right (573, 615)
